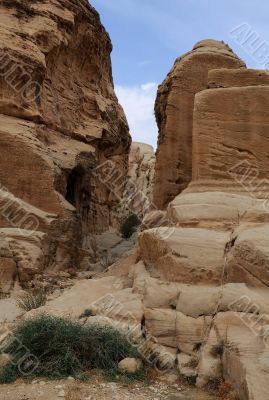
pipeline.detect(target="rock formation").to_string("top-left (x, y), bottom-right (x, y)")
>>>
top-left (43, 43), bottom-right (269, 400)
top-left (153, 40), bottom-right (245, 210)
top-left (141, 47), bottom-right (269, 399)
top-left (1, 5), bottom-right (268, 398)
top-left (0, 0), bottom-right (131, 294)
top-left (120, 142), bottom-right (155, 222)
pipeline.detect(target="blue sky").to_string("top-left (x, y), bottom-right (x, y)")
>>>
top-left (91, 0), bottom-right (269, 147)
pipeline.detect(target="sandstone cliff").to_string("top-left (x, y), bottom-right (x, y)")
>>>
top-left (141, 50), bottom-right (269, 400)
top-left (0, 0), bottom-right (131, 294)
top-left (153, 40), bottom-right (245, 210)
top-left (120, 142), bottom-right (155, 222)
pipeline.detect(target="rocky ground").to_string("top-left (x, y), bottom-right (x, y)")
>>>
top-left (0, 376), bottom-right (221, 400)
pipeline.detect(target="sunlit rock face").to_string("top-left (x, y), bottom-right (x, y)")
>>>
top-left (153, 40), bottom-right (245, 210)
top-left (140, 42), bottom-right (269, 399)
top-left (0, 0), bottom-right (131, 294)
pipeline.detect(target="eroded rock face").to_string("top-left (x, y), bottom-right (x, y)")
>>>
top-left (120, 142), bottom-right (155, 222)
top-left (0, 0), bottom-right (131, 293)
top-left (153, 40), bottom-right (245, 210)
top-left (139, 47), bottom-right (269, 399)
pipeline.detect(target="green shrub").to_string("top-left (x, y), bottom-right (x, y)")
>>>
top-left (17, 290), bottom-right (47, 312)
top-left (0, 315), bottom-right (143, 383)
top-left (120, 214), bottom-right (140, 239)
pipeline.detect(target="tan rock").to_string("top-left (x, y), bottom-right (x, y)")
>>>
top-left (0, 0), bottom-right (131, 290)
top-left (168, 192), bottom-right (255, 229)
top-left (189, 85), bottom-right (269, 196)
top-left (153, 40), bottom-right (245, 209)
top-left (139, 227), bottom-right (230, 284)
top-left (227, 226), bottom-right (269, 287)
top-left (26, 276), bottom-right (144, 324)
top-left (120, 142), bottom-right (155, 223)
top-left (0, 238), bottom-right (17, 295)
top-left (141, 210), bottom-right (169, 231)
top-left (144, 308), bottom-right (177, 348)
top-left (208, 68), bottom-right (269, 88)
top-left (214, 312), bottom-right (269, 400)
top-left (176, 312), bottom-right (212, 355)
top-left (118, 358), bottom-right (143, 374)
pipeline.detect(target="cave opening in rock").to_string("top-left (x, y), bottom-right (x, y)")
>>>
top-left (66, 167), bottom-right (81, 207)
top-left (65, 166), bottom-right (91, 219)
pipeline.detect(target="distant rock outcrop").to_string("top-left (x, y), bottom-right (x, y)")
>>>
top-left (120, 142), bottom-right (155, 222)
top-left (153, 40), bottom-right (245, 210)
top-left (0, 0), bottom-right (131, 294)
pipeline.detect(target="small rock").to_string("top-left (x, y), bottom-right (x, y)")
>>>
top-left (58, 390), bottom-right (65, 398)
top-left (118, 357), bottom-right (142, 373)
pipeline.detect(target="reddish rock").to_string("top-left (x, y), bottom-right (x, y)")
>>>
top-left (0, 0), bottom-right (131, 293)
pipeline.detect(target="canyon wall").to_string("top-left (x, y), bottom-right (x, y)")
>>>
top-left (0, 0), bottom-right (131, 294)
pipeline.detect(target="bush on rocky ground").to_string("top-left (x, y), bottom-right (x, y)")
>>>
top-left (0, 314), bottom-right (145, 383)
top-left (17, 290), bottom-right (47, 311)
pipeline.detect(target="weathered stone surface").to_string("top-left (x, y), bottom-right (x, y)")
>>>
top-left (139, 43), bottom-right (269, 399)
top-left (227, 226), bottom-right (269, 287)
top-left (189, 85), bottom-right (269, 196)
top-left (139, 227), bottom-right (230, 284)
top-left (0, 238), bottom-right (17, 295)
top-left (127, 142), bottom-right (155, 204)
top-left (168, 192), bottom-right (255, 229)
top-left (208, 68), bottom-right (269, 88)
top-left (120, 142), bottom-right (155, 223)
top-left (144, 308), bottom-right (177, 348)
top-left (0, 0), bottom-right (131, 292)
top-left (153, 40), bottom-right (245, 209)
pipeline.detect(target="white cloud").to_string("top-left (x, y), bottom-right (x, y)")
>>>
top-left (115, 82), bottom-right (158, 148)
top-left (138, 60), bottom-right (150, 67)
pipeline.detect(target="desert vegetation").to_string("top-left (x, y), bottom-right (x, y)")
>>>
top-left (0, 315), bottom-right (145, 384)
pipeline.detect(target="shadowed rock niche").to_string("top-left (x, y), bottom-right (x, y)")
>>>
top-left (0, 0), bottom-right (131, 294)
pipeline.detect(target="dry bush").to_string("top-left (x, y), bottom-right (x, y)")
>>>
top-left (17, 289), bottom-right (47, 311)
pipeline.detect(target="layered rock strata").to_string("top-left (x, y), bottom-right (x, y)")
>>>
top-left (144, 62), bottom-right (269, 399)
top-left (0, 0), bottom-right (131, 294)
top-left (153, 40), bottom-right (245, 210)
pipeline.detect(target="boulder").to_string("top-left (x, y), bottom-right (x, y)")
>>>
top-left (118, 358), bottom-right (143, 374)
